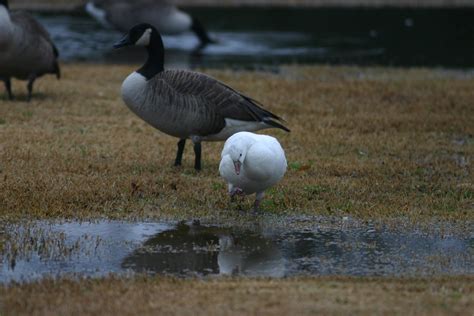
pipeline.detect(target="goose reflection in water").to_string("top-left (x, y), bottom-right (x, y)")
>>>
top-left (1, 220), bottom-right (471, 283)
top-left (121, 222), bottom-right (286, 277)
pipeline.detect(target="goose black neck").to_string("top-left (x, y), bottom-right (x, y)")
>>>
top-left (137, 31), bottom-right (165, 80)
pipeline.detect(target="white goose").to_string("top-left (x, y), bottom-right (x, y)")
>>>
top-left (219, 131), bottom-right (287, 210)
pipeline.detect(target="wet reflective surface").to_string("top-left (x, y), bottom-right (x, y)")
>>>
top-left (0, 219), bottom-right (472, 283)
top-left (36, 7), bottom-right (474, 68)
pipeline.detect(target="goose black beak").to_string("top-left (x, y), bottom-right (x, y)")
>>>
top-left (113, 34), bottom-right (132, 49)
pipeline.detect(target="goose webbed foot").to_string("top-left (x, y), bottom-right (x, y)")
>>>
top-left (230, 187), bottom-right (245, 201)
top-left (193, 142), bottom-right (201, 171)
top-left (174, 139), bottom-right (186, 166)
top-left (229, 188), bottom-right (245, 198)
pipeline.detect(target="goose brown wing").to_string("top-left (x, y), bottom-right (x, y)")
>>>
top-left (158, 70), bottom-right (289, 133)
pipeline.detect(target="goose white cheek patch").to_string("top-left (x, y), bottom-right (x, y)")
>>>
top-left (135, 28), bottom-right (152, 46)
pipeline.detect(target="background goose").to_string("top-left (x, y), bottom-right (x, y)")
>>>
top-left (0, 0), bottom-right (60, 101)
top-left (219, 132), bottom-right (287, 211)
top-left (86, 0), bottom-right (215, 47)
top-left (113, 24), bottom-right (289, 171)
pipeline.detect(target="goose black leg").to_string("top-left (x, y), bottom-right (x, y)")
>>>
top-left (253, 192), bottom-right (265, 212)
top-left (190, 16), bottom-right (215, 46)
top-left (174, 139), bottom-right (186, 166)
top-left (26, 76), bottom-right (37, 102)
top-left (193, 142), bottom-right (202, 171)
top-left (2, 78), bottom-right (12, 100)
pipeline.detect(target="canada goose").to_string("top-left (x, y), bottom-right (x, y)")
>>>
top-left (0, 0), bottom-right (60, 101)
top-left (219, 132), bottom-right (287, 210)
top-left (86, 0), bottom-right (215, 46)
top-left (114, 24), bottom-right (289, 171)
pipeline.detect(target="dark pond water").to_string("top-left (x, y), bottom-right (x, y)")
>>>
top-left (0, 219), bottom-right (472, 283)
top-left (36, 7), bottom-right (474, 69)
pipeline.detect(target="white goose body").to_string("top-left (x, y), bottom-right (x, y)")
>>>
top-left (219, 132), bottom-right (287, 208)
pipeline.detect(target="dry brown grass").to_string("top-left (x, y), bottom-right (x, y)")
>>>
top-left (0, 64), bottom-right (472, 222)
top-left (1, 276), bottom-right (472, 315)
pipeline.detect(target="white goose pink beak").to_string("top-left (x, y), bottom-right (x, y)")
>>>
top-left (233, 161), bottom-right (241, 175)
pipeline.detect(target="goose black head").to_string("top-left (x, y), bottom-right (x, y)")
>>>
top-left (0, 0), bottom-right (9, 9)
top-left (113, 23), bottom-right (159, 49)
top-left (114, 23), bottom-right (165, 79)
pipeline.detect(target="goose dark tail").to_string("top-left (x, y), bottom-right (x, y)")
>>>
top-left (263, 118), bottom-right (290, 132)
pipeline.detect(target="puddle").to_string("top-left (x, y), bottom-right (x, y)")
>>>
top-left (36, 13), bottom-right (327, 69)
top-left (35, 7), bottom-right (474, 68)
top-left (0, 219), bottom-right (472, 283)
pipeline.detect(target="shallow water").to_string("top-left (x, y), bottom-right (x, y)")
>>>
top-left (0, 219), bottom-right (472, 283)
top-left (35, 7), bottom-right (474, 68)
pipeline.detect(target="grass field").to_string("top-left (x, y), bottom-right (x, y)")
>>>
top-left (0, 64), bottom-right (472, 315)
top-left (1, 276), bottom-right (473, 315)
top-left (0, 64), bottom-right (472, 222)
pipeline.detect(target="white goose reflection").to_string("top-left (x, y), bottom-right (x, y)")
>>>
top-left (121, 222), bottom-right (286, 277)
top-left (1, 220), bottom-right (472, 283)
top-left (217, 234), bottom-right (285, 277)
